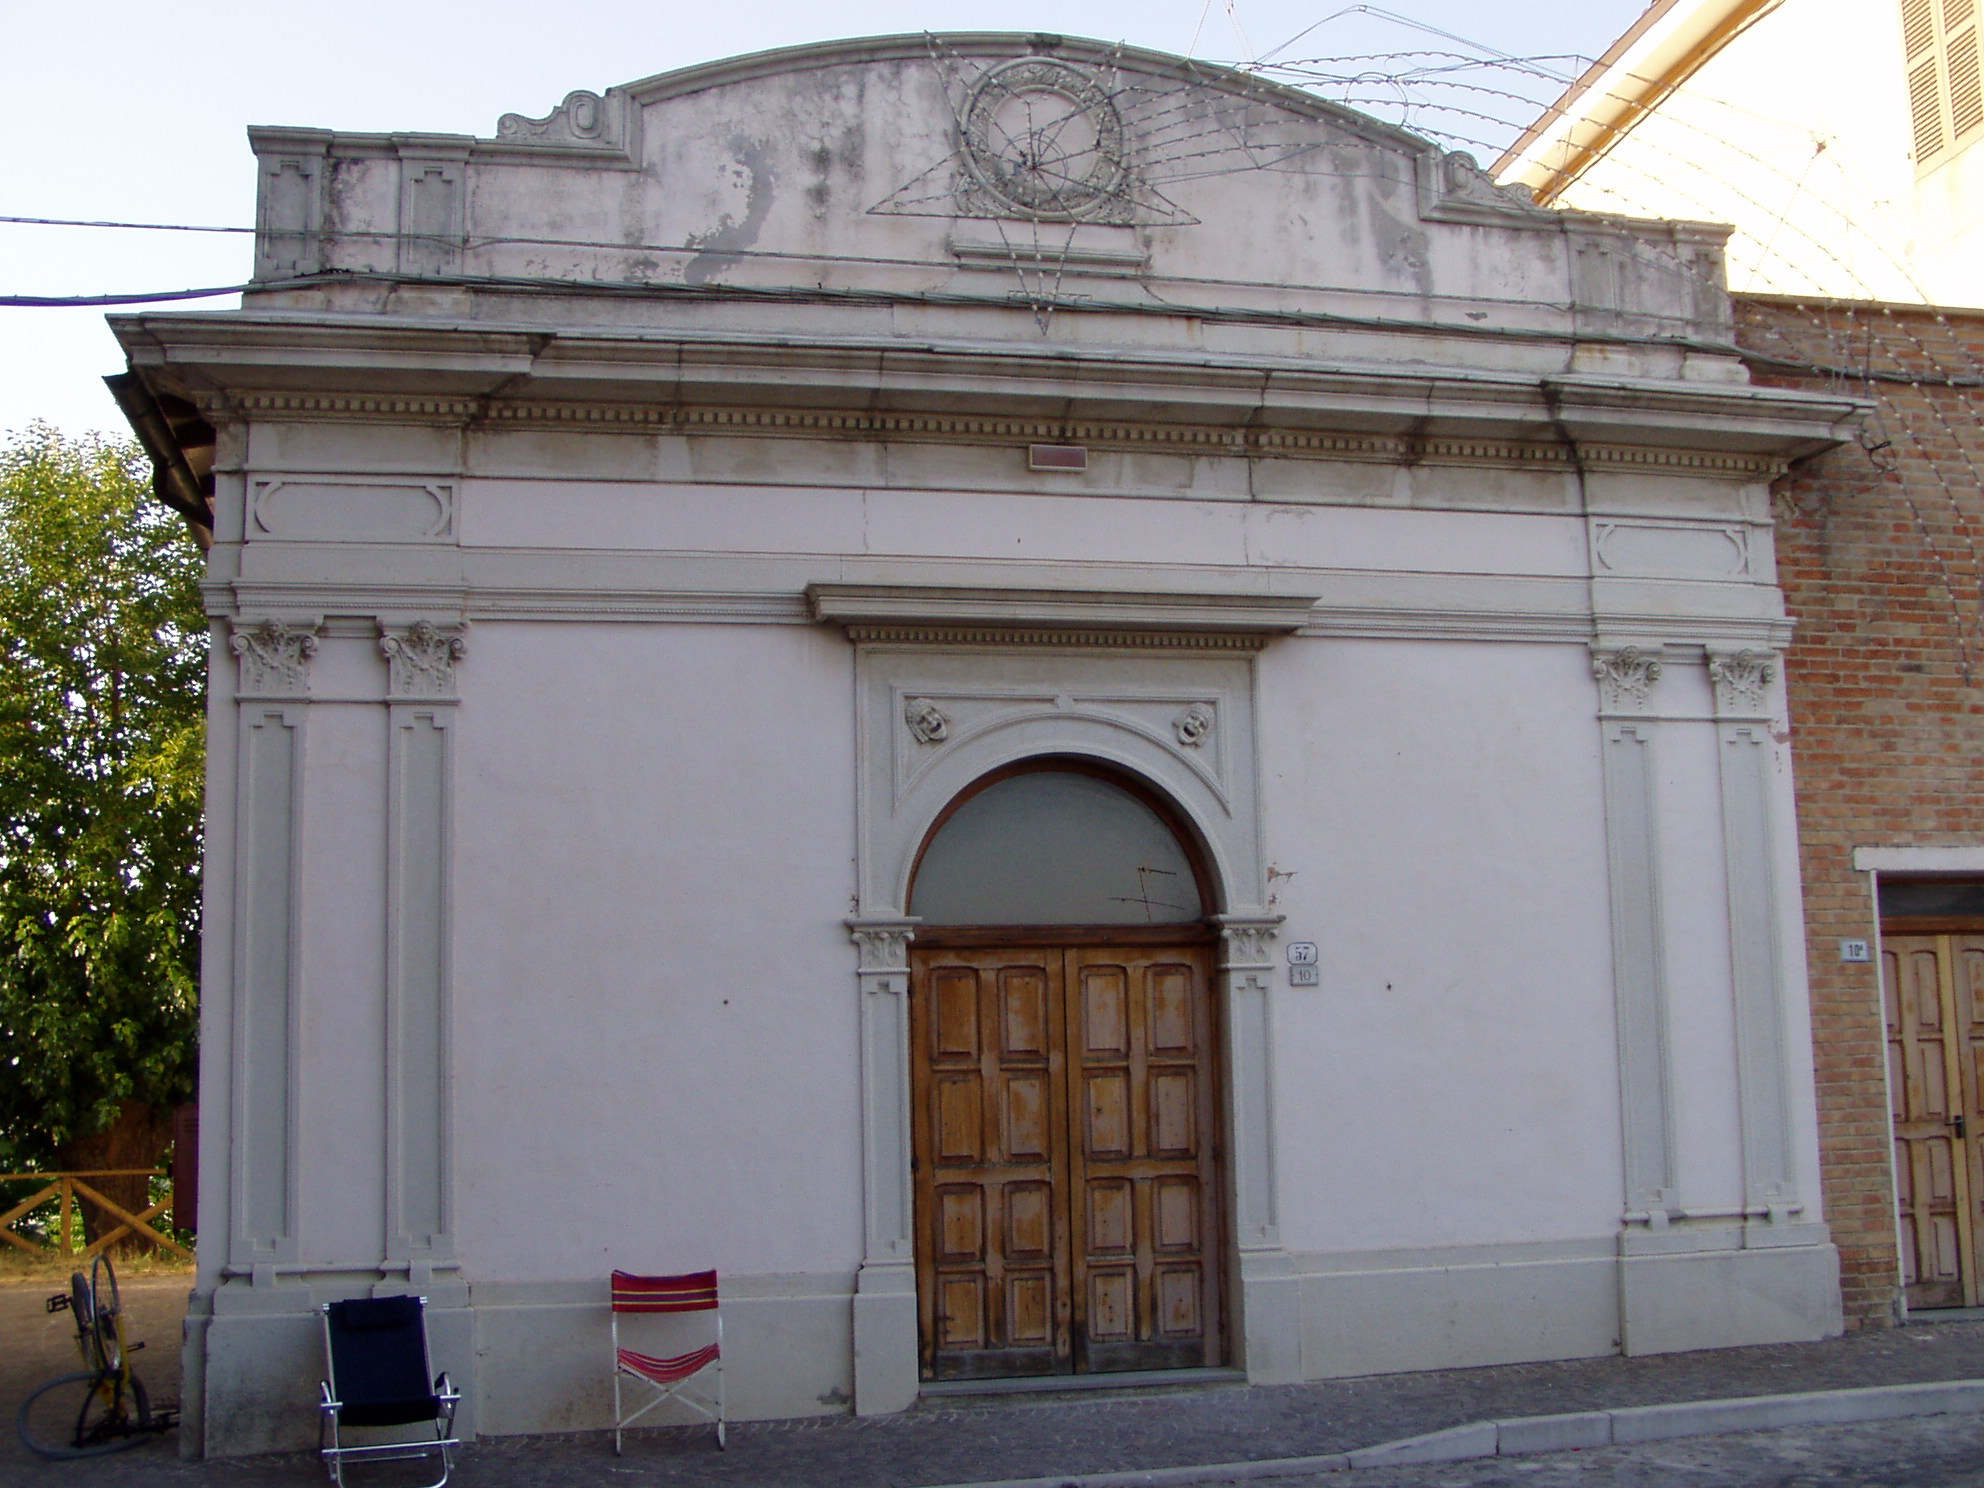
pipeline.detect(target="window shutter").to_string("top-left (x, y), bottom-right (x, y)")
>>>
top-left (1949, 2), bottom-right (1984, 138)
top-left (1905, 0), bottom-right (1938, 54)
top-left (1903, 0), bottom-right (1984, 164)
top-left (1912, 56), bottom-right (1948, 160)
top-left (1905, 0), bottom-right (1949, 159)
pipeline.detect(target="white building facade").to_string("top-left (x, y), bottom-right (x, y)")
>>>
top-left (114, 35), bottom-right (1856, 1456)
top-left (1495, 0), bottom-right (1984, 305)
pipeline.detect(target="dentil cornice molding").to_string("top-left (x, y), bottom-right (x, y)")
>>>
top-left (116, 315), bottom-right (1860, 467)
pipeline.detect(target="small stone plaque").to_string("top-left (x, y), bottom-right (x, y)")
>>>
top-left (1028, 443), bottom-right (1088, 472)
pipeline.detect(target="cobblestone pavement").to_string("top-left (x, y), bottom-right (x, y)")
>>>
top-left (7, 1288), bottom-right (1984, 1488)
top-left (1268, 1414), bottom-right (1984, 1487)
top-left (13, 1412), bottom-right (1984, 1488)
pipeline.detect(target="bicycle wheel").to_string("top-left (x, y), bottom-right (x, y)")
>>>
top-left (89, 1254), bottom-right (123, 1373)
top-left (16, 1370), bottom-right (151, 1459)
top-left (67, 1273), bottom-right (103, 1373)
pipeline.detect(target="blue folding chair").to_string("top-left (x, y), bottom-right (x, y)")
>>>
top-left (318, 1295), bottom-right (460, 1487)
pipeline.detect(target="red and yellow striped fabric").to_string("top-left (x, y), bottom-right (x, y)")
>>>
top-left (616, 1341), bottom-right (720, 1386)
top-left (611, 1269), bottom-right (718, 1314)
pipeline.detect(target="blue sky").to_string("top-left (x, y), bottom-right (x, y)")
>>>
top-left (1, 0), bottom-right (1649, 435)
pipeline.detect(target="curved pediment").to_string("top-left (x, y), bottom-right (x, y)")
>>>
top-left (248, 31), bottom-right (1627, 315)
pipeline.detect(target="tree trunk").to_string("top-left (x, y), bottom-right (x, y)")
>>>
top-left (55, 1101), bottom-right (172, 1255)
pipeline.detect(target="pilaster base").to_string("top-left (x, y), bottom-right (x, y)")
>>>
top-left (852, 1259), bottom-right (920, 1416)
top-left (1619, 1231), bottom-right (1841, 1355)
top-left (1238, 1246), bottom-right (1302, 1384)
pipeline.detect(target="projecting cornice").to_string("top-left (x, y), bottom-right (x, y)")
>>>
top-left (111, 315), bottom-right (1862, 467)
top-left (809, 584), bottom-right (1321, 639)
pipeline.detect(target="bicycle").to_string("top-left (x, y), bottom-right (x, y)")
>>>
top-left (17, 1253), bottom-right (178, 1458)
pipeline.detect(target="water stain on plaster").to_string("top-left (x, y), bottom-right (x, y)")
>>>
top-left (804, 126), bottom-right (865, 219)
top-left (684, 139), bottom-right (776, 285)
top-left (325, 158), bottom-right (357, 241)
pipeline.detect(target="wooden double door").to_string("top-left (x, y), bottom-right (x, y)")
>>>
top-left (1887, 931), bottom-right (1984, 1308)
top-left (909, 939), bottom-right (1225, 1379)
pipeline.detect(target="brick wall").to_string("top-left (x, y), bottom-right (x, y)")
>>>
top-left (1736, 296), bottom-right (1984, 1328)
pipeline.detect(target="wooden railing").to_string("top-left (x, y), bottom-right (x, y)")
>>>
top-left (0, 1170), bottom-right (192, 1260)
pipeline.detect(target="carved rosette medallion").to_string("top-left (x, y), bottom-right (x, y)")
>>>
top-left (1591, 645), bottom-right (1664, 712)
top-left (961, 58), bottom-right (1130, 222)
top-left (903, 697), bottom-right (951, 745)
top-left (1172, 703), bottom-right (1215, 748)
top-left (231, 619), bottom-right (320, 696)
top-left (381, 621), bottom-right (468, 699)
top-left (1708, 648), bottom-right (1778, 717)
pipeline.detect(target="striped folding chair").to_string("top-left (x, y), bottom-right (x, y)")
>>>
top-left (610, 1269), bottom-right (723, 1454)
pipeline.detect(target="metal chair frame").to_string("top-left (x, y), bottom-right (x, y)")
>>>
top-left (610, 1269), bottom-right (724, 1455)
top-left (318, 1295), bottom-right (460, 1488)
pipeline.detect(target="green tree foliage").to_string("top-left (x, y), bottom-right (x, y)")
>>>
top-left (0, 424), bottom-right (205, 1173)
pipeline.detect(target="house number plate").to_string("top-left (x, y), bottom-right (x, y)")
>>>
top-left (1287, 942), bottom-right (1319, 985)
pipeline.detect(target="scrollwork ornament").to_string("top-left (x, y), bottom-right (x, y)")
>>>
top-left (1591, 645), bottom-right (1664, 712)
top-left (1708, 648), bottom-right (1778, 717)
top-left (904, 697), bottom-right (950, 745)
top-left (231, 619), bottom-right (319, 696)
top-left (380, 621), bottom-right (467, 698)
top-left (1173, 703), bottom-right (1215, 748)
top-left (496, 89), bottom-right (612, 144)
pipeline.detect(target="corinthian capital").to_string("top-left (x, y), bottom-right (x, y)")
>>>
top-left (1707, 647), bottom-right (1778, 718)
top-left (1591, 643), bottom-right (1664, 713)
top-left (848, 917), bottom-right (920, 976)
top-left (381, 620), bottom-right (468, 699)
top-left (231, 618), bottom-right (320, 697)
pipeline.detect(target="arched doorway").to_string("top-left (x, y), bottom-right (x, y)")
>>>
top-left (906, 760), bottom-right (1227, 1381)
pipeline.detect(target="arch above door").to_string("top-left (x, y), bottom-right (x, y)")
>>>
top-left (910, 761), bottom-right (1211, 927)
top-left (856, 645), bottom-right (1269, 919)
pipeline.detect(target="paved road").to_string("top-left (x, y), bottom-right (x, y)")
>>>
top-left (9, 1411), bottom-right (1984, 1487)
top-left (1271, 1414), bottom-right (1984, 1487)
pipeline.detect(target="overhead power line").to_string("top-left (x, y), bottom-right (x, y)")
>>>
top-left (0, 215), bottom-right (254, 235)
top-left (3, 285), bottom-right (253, 308)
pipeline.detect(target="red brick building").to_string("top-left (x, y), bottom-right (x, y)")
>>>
top-left (1738, 296), bottom-right (1984, 1328)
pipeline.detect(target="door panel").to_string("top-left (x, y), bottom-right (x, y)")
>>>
top-left (912, 952), bottom-right (1070, 1378)
top-left (1886, 933), bottom-right (1979, 1309)
top-left (911, 943), bottom-right (1223, 1379)
top-left (1067, 947), bottom-right (1224, 1373)
top-left (1958, 937), bottom-right (1984, 1308)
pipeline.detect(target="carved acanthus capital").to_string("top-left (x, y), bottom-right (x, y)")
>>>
top-left (381, 621), bottom-right (467, 699)
top-left (903, 698), bottom-right (950, 745)
top-left (1213, 914), bottom-right (1284, 971)
top-left (231, 619), bottom-right (320, 696)
top-left (1591, 644), bottom-right (1664, 712)
top-left (1707, 648), bottom-right (1778, 717)
top-left (1173, 703), bottom-right (1215, 748)
top-left (848, 918), bottom-right (921, 975)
